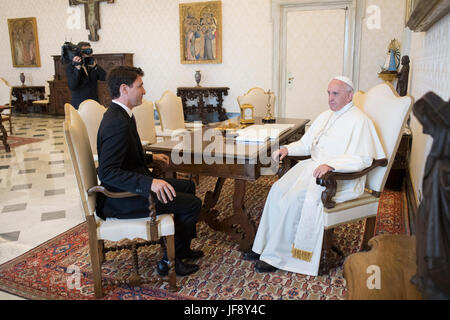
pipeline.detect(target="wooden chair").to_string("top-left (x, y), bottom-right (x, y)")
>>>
top-left (155, 91), bottom-right (201, 183)
top-left (279, 82), bottom-right (413, 275)
top-left (78, 99), bottom-right (106, 162)
top-left (237, 87), bottom-right (275, 118)
top-left (0, 77), bottom-right (13, 135)
top-left (132, 98), bottom-right (157, 146)
top-left (32, 82), bottom-right (50, 114)
top-left (155, 90), bottom-right (186, 132)
top-left (64, 103), bottom-right (178, 298)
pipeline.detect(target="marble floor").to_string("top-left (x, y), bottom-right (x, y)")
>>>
top-left (0, 114), bottom-right (85, 299)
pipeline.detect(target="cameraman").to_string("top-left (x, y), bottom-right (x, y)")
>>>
top-left (65, 42), bottom-right (106, 110)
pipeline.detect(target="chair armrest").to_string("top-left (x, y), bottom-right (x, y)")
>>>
top-left (87, 186), bottom-right (160, 241)
top-left (148, 160), bottom-right (164, 178)
top-left (277, 155), bottom-right (312, 177)
top-left (316, 158), bottom-right (388, 209)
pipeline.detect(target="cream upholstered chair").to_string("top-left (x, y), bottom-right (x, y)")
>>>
top-left (0, 77), bottom-right (13, 135)
top-left (78, 99), bottom-right (106, 162)
top-left (155, 90), bottom-right (203, 136)
top-left (353, 90), bottom-right (366, 110)
top-left (132, 98), bottom-right (157, 146)
top-left (237, 87), bottom-right (275, 118)
top-left (64, 103), bottom-right (178, 298)
top-left (280, 82), bottom-right (413, 275)
top-left (155, 90), bottom-right (186, 132)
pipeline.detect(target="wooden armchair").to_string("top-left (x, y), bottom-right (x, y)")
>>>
top-left (278, 83), bottom-right (413, 275)
top-left (64, 103), bottom-right (178, 298)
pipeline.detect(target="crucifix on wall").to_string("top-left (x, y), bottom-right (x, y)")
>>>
top-left (69, 0), bottom-right (114, 41)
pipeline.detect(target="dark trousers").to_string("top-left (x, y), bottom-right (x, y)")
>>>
top-left (155, 178), bottom-right (202, 259)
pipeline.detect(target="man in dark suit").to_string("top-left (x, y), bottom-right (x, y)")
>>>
top-left (65, 42), bottom-right (106, 109)
top-left (96, 66), bottom-right (202, 276)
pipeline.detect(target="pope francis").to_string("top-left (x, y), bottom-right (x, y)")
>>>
top-left (245, 76), bottom-right (385, 276)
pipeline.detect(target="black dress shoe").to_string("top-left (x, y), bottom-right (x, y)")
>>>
top-left (177, 249), bottom-right (204, 260)
top-left (242, 250), bottom-right (260, 261)
top-left (255, 260), bottom-right (278, 273)
top-left (157, 258), bottom-right (199, 277)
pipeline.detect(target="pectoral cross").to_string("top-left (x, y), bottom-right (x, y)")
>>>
top-left (69, 0), bottom-right (114, 41)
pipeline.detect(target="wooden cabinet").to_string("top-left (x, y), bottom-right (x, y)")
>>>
top-left (48, 53), bottom-right (134, 115)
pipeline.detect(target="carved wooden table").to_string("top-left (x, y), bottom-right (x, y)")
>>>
top-left (145, 117), bottom-right (309, 251)
top-left (11, 86), bottom-right (45, 114)
top-left (177, 87), bottom-right (229, 124)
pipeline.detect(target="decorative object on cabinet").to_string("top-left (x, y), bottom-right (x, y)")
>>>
top-left (7, 17), bottom-right (41, 68)
top-left (396, 55), bottom-right (411, 97)
top-left (179, 1), bottom-right (222, 64)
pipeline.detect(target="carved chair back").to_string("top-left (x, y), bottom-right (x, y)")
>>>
top-left (359, 82), bottom-right (413, 193)
top-left (64, 103), bottom-right (98, 219)
top-left (155, 90), bottom-right (185, 131)
top-left (132, 98), bottom-right (157, 145)
top-left (237, 87), bottom-right (275, 117)
top-left (78, 99), bottom-right (106, 159)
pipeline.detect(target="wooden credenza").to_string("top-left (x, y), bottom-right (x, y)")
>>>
top-left (48, 53), bottom-right (134, 115)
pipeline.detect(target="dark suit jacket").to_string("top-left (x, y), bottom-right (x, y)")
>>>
top-left (96, 103), bottom-right (154, 220)
top-left (65, 63), bottom-right (106, 109)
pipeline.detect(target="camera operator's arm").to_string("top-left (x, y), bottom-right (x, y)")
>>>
top-left (65, 59), bottom-right (84, 90)
top-left (90, 60), bottom-right (106, 81)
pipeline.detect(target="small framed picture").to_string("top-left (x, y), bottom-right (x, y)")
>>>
top-left (8, 17), bottom-right (41, 68)
top-left (179, 1), bottom-right (222, 64)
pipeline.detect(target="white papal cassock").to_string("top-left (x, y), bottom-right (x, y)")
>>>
top-left (252, 102), bottom-right (385, 276)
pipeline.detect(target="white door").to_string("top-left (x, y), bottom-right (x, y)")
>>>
top-left (284, 8), bottom-right (347, 121)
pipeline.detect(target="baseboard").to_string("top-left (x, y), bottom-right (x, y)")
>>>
top-left (405, 170), bottom-right (418, 235)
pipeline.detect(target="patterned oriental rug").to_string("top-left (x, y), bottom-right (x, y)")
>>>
top-left (0, 176), bottom-right (408, 300)
top-left (6, 136), bottom-right (43, 150)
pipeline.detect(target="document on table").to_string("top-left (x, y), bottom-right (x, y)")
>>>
top-left (235, 124), bottom-right (295, 143)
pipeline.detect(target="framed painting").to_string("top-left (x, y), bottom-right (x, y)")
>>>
top-left (179, 1), bottom-right (222, 64)
top-left (7, 17), bottom-right (41, 68)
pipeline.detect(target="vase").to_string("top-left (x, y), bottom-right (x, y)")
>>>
top-left (20, 73), bottom-right (25, 86)
top-left (195, 70), bottom-right (201, 87)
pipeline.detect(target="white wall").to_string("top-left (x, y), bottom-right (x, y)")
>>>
top-left (0, 0), bottom-right (409, 114)
top-left (406, 13), bottom-right (450, 205)
top-left (0, 0), bottom-right (273, 113)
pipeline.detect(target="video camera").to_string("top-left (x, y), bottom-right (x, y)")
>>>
top-left (61, 41), bottom-right (94, 66)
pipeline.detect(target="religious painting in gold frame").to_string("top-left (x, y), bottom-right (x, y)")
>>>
top-left (7, 17), bottom-right (41, 68)
top-left (179, 1), bottom-right (222, 64)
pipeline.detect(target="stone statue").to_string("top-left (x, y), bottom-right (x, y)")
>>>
top-left (396, 55), bottom-right (410, 97)
top-left (411, 91), bottom-right (450, 300)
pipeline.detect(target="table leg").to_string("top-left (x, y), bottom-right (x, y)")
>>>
top-left (199, 178), bottom-right (256, 252)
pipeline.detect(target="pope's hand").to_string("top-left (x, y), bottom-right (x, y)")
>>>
top-left (313, 164), bottom-right (334, 178)
top-left (272, 147), bottom-right (288, 161)
top-left (151, 179), bottom-right (176, 204)
top-left (153, 153), bottom-right (169, 166)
